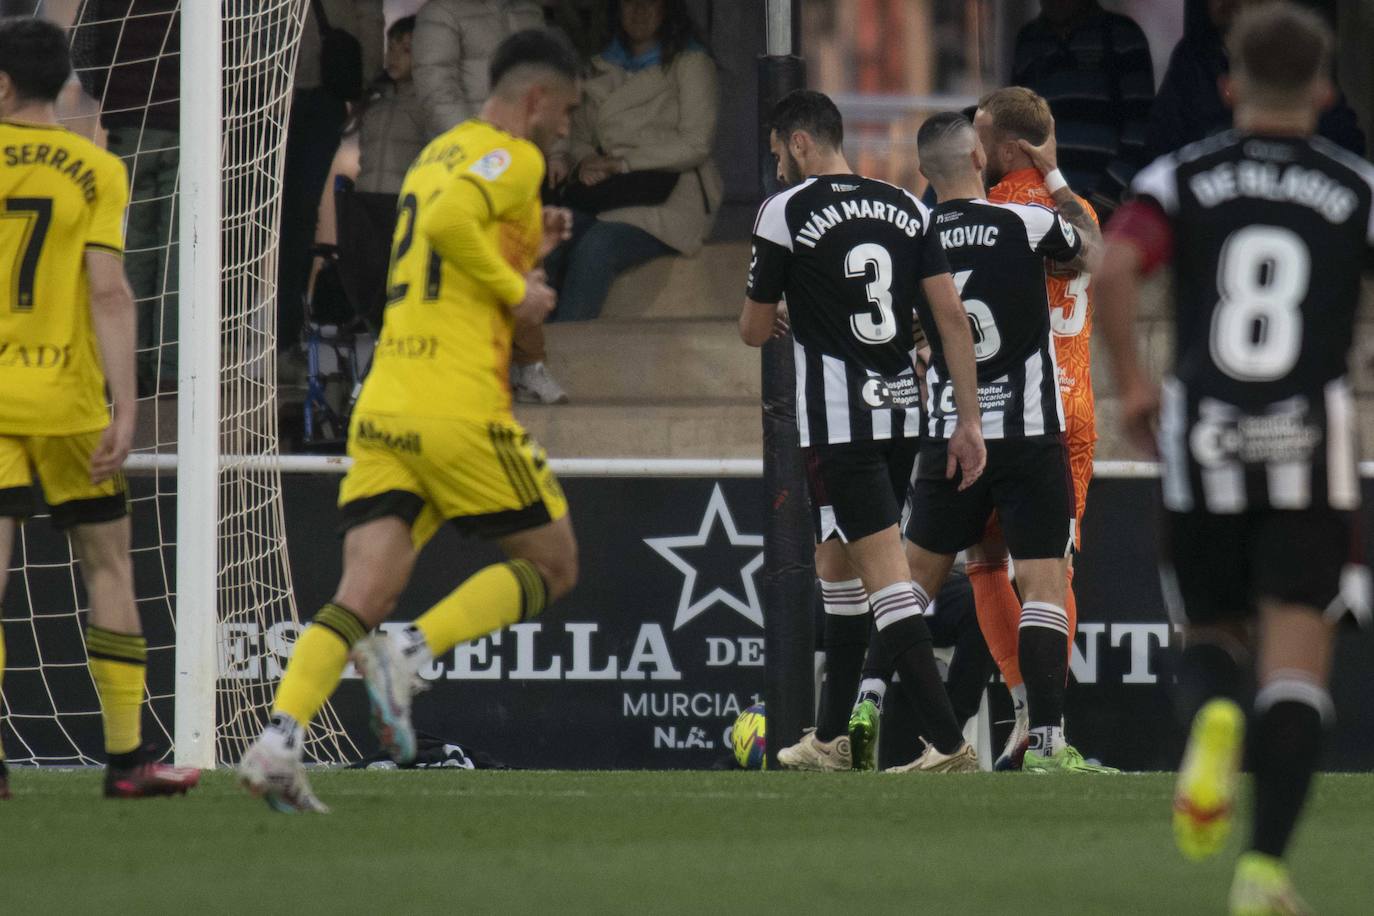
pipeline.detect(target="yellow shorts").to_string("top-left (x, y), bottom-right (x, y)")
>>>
top-left (0, 430), bottom-right (129, 529)
top-left (338, 411), bottom-right (568, 549)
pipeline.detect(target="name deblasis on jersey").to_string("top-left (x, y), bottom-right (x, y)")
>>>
top-left (747, 176), bottom-right (949, 448)
top-left (1131, 132), bottom-right (1374, 514)
top-left (919, 198), bottom-right (1081, 440)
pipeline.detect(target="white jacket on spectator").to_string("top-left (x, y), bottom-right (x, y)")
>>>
top-left (412, 0), bottom-right (545, 139)
top-left (570, 47), bottom-right (724, 256)
top-left (295, 0), bottom-right (386, 92)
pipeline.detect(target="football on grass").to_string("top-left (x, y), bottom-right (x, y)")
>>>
top-left (732, 703), bottom-right (766, 770)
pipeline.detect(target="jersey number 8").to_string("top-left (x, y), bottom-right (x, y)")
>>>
top-left (1210, 225), bottom-right (1308, 382)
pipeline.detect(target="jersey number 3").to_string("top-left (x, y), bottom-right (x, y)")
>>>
top-left (3, 197), bottom-right (53, 312)
top-left (1210, 225), bottom-right (1308, 382)
top-left (845, 243), bottom-right (897, 344)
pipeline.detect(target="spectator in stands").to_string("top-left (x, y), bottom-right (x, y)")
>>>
top-left (356, 15), bottom-right (425, 195)
top-left (542, 0), bottom-right (612, 61)
top-left (1145, 0), bottom-right (1364, 160)
top-left (1011, 0), bottom-right (1154, 219)
top-left (412, 0), bottom-right (566, 405)
top-left (544, 0), bottom-right (723, 323)
top-left (279, 0), bottom-right (385, 362)
top-left (73, 0), bottom-right (180, 393)
top-left (412, 0), bottom-right (545, 138)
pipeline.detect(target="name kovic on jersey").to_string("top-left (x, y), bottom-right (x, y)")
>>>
top-left (1190, 160), bottom-right (1358, 223)
top-left (794, 199), bottom-right (920, 248)
top-left (938, 224), bottom-right (999, 249)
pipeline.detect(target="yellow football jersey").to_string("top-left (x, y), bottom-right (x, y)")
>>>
top-left (357, 119), bottom-right (544, 422)
top-left (0, 120), bottom-right (128, 435)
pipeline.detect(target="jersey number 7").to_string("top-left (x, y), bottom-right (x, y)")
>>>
top-left (3, 197), bottom-right (53, 312)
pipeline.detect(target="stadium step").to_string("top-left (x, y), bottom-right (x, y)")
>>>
top-left (599, 240), bottom-right (749, 320)
top-left (515, 400), bottom-right (761, 459)
top-left (542, 318), bottom-right (759, 402)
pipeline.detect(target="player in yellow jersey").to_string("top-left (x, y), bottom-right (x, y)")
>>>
top-left (239, 29), bottom-right (581, 812)
top-left (0, 18), bottom-right (199, 799)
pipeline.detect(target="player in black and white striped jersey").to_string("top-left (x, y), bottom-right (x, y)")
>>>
top-left (741, 90), bottom-right (987, 772)
top-left (899, 111), bottom-right (1116, 775)
top-left (1096, 4), bottom-right (1372, 910)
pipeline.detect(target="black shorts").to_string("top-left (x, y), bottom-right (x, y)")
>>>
top-left (1161, 507), bottom-right (1356, 625)
top-left (804, 437), bottom-right (918, 543)
top-left (905, 436), bottom-right (1073, 559)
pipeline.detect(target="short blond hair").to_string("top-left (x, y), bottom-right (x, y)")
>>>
top-left (977, 86), bottom-right (1052, 145)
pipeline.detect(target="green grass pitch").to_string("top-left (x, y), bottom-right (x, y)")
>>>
top-left (6, 770), bottom-right (1373, 914)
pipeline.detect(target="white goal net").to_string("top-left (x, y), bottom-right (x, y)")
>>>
top-left (0, 0), bottom-right (357, 767)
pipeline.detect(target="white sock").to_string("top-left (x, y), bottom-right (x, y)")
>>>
top-left (264, 712), bottom-right (305, 759)
top-left (1010, 683), bottom-right (1028, 722)
top-left (400, 625), bottom-right (434, 671)
top-left (857, 677), bottom-right (887, 708)
top-left (1028, 724), bottom-right (1065, 756)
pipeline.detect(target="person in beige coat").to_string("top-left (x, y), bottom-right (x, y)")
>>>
top-left (412, 0), bottom-right (546, 139)
top-left (545, 0), bottom-right (723, 321)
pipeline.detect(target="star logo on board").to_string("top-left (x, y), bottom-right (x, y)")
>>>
top-left (644, 484), bottom-right (764, 631)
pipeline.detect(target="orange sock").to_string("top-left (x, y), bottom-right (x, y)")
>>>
top-left (968, 561), bottom-right (1022, 689)
top-left (1065, 566), bottom-right (1079, 669)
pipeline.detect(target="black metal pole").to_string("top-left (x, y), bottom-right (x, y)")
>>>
top-left (757, 49), bottom-right (812, 769)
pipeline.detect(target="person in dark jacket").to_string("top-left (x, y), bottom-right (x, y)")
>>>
top-left (1012, 0), bottom-right (1155, 218)
top-left (1145, 0), bottom-right (1363, 162)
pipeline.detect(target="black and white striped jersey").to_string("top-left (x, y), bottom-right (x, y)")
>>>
top-left (747, 175), bottom-right (949, 448)
top-left (918, 198), bottom-right (1081, 439)
top-left (1131, 132), bottom-right (1374, 514)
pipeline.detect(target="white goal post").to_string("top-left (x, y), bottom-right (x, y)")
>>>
top-left (174, 0), bottom-right (222, 770)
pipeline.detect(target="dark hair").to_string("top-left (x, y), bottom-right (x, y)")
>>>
top-left (0, 16), bottom-right (71, 103)
top-left (1229, 1), bottom-right (1332, 96)
top-left (386, 15), bottom-right (416, 42)
top-left (769, 89), bottom-right (843, 150)
top-left (916, 110), bottom-right (974, 149)
top-left (489, 28), bottom-right (581, 89)
top-left (609, 0), bottom-right (704, 67)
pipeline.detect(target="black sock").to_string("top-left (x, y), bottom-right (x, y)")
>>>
top-left (1019, 613), bottom-right (1069, 729)
top-left (817, 613), bottom-right (870, 741)
top-left (877, 613), bottom-right (963, 754)
top-left (947, 614), bottom-right (995, 727)
top-left (107, 748), bottom-right (142, 770)
top-left (1175, 639), bottom-right (1247, 726)
top-left (1251, 684), bottom-right (1328, 858)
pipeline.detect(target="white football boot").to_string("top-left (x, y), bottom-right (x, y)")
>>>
top-left (238, 729), bottom-right (329, 814)
top-left (777, 728), bottom-right (853, 771)
top-left (352, 631), bottom-right (423, 765)
top-left (886, 740), bottom-right (980, 773)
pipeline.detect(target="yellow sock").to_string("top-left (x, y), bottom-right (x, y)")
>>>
top-left (272, 603), bottom-right (367, 728)
top-left (415, 560), bottom-right (548, 656)
top-left (86, 626), bottom-right (147, 756)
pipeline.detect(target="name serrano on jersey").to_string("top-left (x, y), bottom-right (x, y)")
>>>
top-left (1189, 160), bottom-right (1358, 223)
top-left (2, 144), bottom-right (99, 202)
top-left (794, 198), bottom-right (921, 248)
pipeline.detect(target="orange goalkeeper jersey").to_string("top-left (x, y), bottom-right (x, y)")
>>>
top-left (988, 169), bottom-right (1097, 526)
